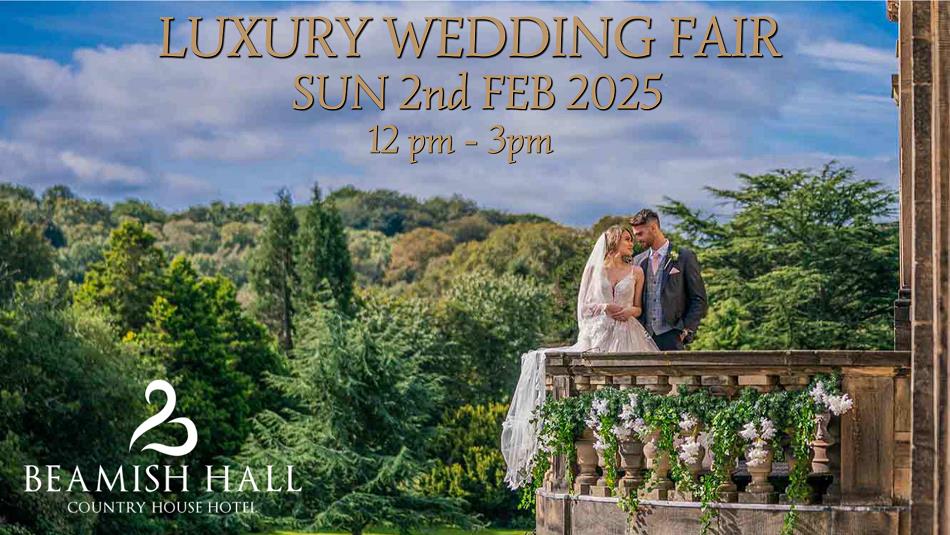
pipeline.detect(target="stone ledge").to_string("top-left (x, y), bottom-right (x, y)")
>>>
top-left (536, 490), bottom-right (910, 535)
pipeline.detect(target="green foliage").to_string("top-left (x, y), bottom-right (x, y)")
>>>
top-left (423, 222), bottom-right (588, 343)
top-left (237, 305), bottom-right (479, 535)
top-left (662, 164), bottom-right (898, 349)
top-left (251, 188), bottom-right (299, 350)
top-left (526, 376), bottom-right (850, 535)
top-left (0, 282), bottom-right (163, 535)
top-left (297, 184), bottom-right (356, 312)
top-left (112, 199), bottom-right (168, 225)
top-left (438, 271), bottom-right (550, 404)
top-left (0, 202), bottom-right (55, 302)
top-left (417, 403), bottom-right (527, 527)
top-left (134, 256), bottom-right (276, 467)
top-left (74, 220), bottom-right (166, 333)
top-left (346, 230), bottom-right (392, 286)
top-left (443, 214), bottom-right (496, 243)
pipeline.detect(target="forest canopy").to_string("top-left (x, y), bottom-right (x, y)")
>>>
top-left (0, 164), bottom-right (898, 534)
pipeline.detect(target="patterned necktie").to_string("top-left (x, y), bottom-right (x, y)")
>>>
top-left (651, 249), bottom-right (661, 275)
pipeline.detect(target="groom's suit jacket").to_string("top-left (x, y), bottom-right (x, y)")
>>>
top-left (636, 243), bottom-right (708, 339)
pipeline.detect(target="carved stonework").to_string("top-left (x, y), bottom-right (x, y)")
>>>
top-left (886, 0), bottom-right (898, 23)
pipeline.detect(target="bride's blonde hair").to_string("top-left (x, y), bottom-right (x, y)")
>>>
top-left (603, 225), bottom-right (631, 258)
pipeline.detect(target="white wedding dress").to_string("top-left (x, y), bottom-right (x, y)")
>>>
top-left (501, 232), bottom-right (659, 489)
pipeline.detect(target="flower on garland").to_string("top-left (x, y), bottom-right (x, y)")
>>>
top-left (739, 417), bottom-right (776, 467)
top-left (679, 412), bottom-right (699, 433)
top-left (678, 435), bottom-right (703, 465)
top-left (810, 382), bottom-right (854, 416)
top-left (675, 412), bottom-right (703, 465)
top-left (588, 398), bottom-right (612, 452)
top-left (615, 392), bottom-right (651, 441)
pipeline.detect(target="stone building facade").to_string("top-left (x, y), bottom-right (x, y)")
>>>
top-left (888, 0), bottom-right (950, 532)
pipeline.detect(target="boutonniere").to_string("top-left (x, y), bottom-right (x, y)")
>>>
top-left (663, 248), bottom-right (679, 271)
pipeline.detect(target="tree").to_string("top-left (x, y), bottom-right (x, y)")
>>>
top-left (250, 189), bottom-right (298, 350)
top-left (442, 213), bottom-right (495, 243)
top-left (437, 271), bottom-right (550, 404)
top-left (0, 282), bottom-right (162, 535)
top-left (422, 222), bottom-right (588, 343)
top-left (296, 184), bottom-right (355, 311)
top-left (416, 402), bottom-right (528, 527)
top-left (384, 228), bottom-right (455, 285)
top-left (662, 163), bottom-right (898, 349)
top-left (0, 202), bottom-right (55, 302)
top-left (346, 229), bottom-right (392, 286)
top-left (238, 304), bottom-right (477, 535)
top-left (74, 220), bottom-right (166, 333)
top-left (135, 257), bottom-right (257, 466)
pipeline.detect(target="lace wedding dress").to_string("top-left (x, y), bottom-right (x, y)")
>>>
top-left (501, 232), bottom-right (658, 489)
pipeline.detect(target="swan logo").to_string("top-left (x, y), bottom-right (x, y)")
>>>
top-left (128, 380), bottom-right (198, 457)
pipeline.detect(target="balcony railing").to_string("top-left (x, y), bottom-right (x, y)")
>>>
top-left (540, 350), bottom-right (911, 509)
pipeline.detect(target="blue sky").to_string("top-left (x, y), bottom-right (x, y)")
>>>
top-left (0, 1), bottom-right (898, 226)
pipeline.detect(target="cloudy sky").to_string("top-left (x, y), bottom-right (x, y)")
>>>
top-left (0, 1), bottom-right (898, 226)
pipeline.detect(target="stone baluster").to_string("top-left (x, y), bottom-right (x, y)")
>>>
top-left (739, 442), bottom-right (777, 504)
top-left (618, 438), bottom-right (645, 497)
top-left (669, 374), bottom-right (701, 394)
top-left (671, 430), bottom-right (705, 502)
top-left (637, 374), bottom-right (671, 395)
top-left (612, 375), bottom-right (633, 390)
top-left (592, 446), bottom-right (617, 497)
top-left (573, 375), bottom-right (592, 395)
top-left (738, 374), bottom-right (779, 393)
top-left (780, 374), bottom-right (811, 392)
top-left (818, 414), bottom-right (841, 504)
top-left (590, 375), bottom-right (611, 391)
top-left (640, 430), bottom-right (673, 499)
top-left (573, 428), bottom-right (598, 495)
top-left (702, 375), bottom-right (738, 398)
top-left (716, 457), bottom-right (739, 502)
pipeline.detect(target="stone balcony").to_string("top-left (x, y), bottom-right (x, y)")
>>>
top-left (536, 350), bottom-right (911, 535)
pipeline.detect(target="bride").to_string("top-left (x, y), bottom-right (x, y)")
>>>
top-left (501, 225), bottom-right (658, 489)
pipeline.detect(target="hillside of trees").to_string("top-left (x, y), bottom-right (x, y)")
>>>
top-left (0, 163), bottom-right (898, 534)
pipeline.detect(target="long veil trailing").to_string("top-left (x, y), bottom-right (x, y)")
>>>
top-left (501, 233), bottom-right (615, 489)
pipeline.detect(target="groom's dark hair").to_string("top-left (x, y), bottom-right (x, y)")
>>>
top-left (630, 209), bottom-right (660, 227)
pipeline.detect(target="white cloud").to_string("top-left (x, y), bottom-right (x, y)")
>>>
top-left (0, 2), bottom-right (898, 224)
top-left (798, 39), bottom-right (894, 76)
top-left (60, 151), bottom-right (148, 186)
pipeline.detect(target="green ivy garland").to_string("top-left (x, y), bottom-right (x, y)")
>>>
top-left (518, 374), bottom-right (852, 535)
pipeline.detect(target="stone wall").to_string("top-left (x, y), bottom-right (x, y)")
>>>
top-left (889, 1), bottom-right (950, 532)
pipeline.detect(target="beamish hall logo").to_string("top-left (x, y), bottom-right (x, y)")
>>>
top-left (128, 380), bottom-right (198, 457)
top-left (24, 379), bottom-right (301, 516)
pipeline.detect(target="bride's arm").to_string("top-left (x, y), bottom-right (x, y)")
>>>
top-left (628, 266), bottom-right (644, 318)
top-left (579, 265), bottom-right (615, 317)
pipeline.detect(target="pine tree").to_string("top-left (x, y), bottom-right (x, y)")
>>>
top-left (250, 188), bottom-right (298, 350)
top-left (74, 220), bottom-right (165, 333)
top-left (237, 304), bottom-right (478, 535)
top-left (296, 183), bottom-right (355, 312)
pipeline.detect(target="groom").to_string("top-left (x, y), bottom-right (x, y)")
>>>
top-left (630, 209), bottom-right (707, 351)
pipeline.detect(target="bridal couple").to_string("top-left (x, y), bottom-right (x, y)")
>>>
top-left (501, 209), bottom-right (708, 489)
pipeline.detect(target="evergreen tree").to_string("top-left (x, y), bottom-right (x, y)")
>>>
top-left (136, 256), bottom-right (255, 466)
top-left (250, 188), bottom-right (298, 350)
top-left (662, 163), bottom-right (898, 349)
top-left (297, 183), bottom-right (355, 312)
top-left (74, 220), bottom-right (166, 333)
top-left (238, 305), bottom-right (477, 535)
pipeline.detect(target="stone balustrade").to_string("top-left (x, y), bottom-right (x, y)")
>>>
top-left (537, 350), bottom-right (912, 535)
